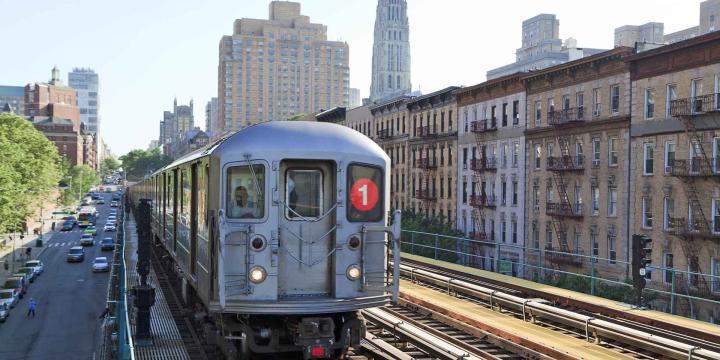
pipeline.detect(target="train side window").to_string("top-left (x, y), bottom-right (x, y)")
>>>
top-left (226, 165), bottom-right (265, 219)
top-left (286, 169), bottom-right (323, 219)
top-left (347, 164), bottom-right (384, 222)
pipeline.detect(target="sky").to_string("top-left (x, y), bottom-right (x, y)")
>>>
top-left (0, 0), bottom-right (702, 156)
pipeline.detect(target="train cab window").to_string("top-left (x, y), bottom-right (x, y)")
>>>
top-left (347, 164), bottom-right (384, 222)
top-left (286, 169), bottom-right (323, 219)
top-left (226, 165), bottom-right (265, 219)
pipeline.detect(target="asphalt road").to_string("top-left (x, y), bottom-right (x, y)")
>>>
top-left (0, 191), bottom-right (119, 360)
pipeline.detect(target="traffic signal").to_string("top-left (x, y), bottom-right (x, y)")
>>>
top-left (631, 234), bottom-right (652, 306)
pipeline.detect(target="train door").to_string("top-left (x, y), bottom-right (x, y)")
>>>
top-left (278, 160), bottom-right (336, 297)
top-left (190, 163), bottom-right (198, 276)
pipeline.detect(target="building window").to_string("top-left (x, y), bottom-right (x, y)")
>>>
top-left (501, 181), bottom-right (507, 205)
top-left (512, 100), bottom-right (519, 125)
top-left (463, 148), bottom-right (468, 169)
top-left (643, 143), bottom-right (654, 175)
top-left (501, 220), bottom-right (507, 242)
top-left (611, 84), bottom-right (620, 114)
top-left (533, 186), bottom-right (540, 211)
top-left (666, 84), bottom-right (677, 117)
top-left (592, 138), bottom-right (601, 167)
top-left (546, 224), bottom-right (553, 249)
top-left (665, 142), bottom-right (676, 174)
top-left (591, 186), bottom-right (599, 216)
top-left (532, 222), bottom-right (540, 249)
top-left (664, 254), bottom-right (674, 284)
top-left (664, 197), bottom-right (674, 231)
top-left (608, 233), bottom-right (616, 264)
top-left (512, 142), bottom-right (519, 167)
top-left (502, 103), bottom-right (508, 127)
top-left (713, 199), bottom-right (720, 234)
top-left (501, 143), bottom-right (508, 168)
top-left (591, 232), bottom-right (599, 261)
top-left (547, 98), bottom-right (555, 115)
top-left (576, 92), bottom-right (585, 118)
top-left (462, 181), bottom-right (467, 204)
top-left (592, 88), bottom-right (601, 117)
top-left (535, 101), bottom-right (542, 125)
top-left (645, 88), bottom-right (655, 119)
top-left (512, 181), bottom-right (518, 206)
top-left (642, 197), bottom-right (653, 229)
top-left (512, 220), bottom-right (518, 243)
top-left (534, 144), bottom-right (542, 169)
top-left (608, 187), bottom-right (617, 216)
top-left (608, 137), bottom-right (618, 166)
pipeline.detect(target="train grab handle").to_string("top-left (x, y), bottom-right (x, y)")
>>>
top-left (361, 210), bottom-right (401, 303)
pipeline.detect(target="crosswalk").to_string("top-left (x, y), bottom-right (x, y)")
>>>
top-left (46, 241), bottom-right (100, 247)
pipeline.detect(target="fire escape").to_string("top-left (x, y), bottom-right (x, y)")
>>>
top-left (546, 108), bottom-right (585, 267)
top-left (467, 118), bottom-right (497, 267)
top-left (414, 125), bottom-right (438, 212)
top-left (667, 94), bottom-right (720, 299)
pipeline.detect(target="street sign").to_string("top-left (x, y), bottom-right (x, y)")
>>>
top-left (639, 268), bottom-right (646, 276)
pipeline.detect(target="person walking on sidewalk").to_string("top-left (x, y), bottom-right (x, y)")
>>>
top-left (27, 298), bottom-right (36, 317)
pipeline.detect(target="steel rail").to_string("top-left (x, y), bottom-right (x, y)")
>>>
top-left (397, 263), bottom-right (720, 360)
top-left (363, 307), bottom-right (486, 360)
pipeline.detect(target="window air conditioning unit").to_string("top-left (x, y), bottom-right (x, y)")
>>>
top-left (592, 159), bottom-right (600, 167)
top-left (665, 166), bottom-right (673, 174)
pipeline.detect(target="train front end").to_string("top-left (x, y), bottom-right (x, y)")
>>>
top-left (214, 121), bottom-right (400, 358)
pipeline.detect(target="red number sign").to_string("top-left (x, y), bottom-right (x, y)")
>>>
top-left (350, 178), bottom-right (379, 211)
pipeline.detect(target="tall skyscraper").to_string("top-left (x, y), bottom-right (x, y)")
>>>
top-left (68, 68), bottom-right (100, 135)
top-left (0, 85), bottom-right (25, 114)
top-left (369, 0), bottom-right (411, 102)
top-left (218, 1), bottom-right (350, 133)
top-left (205, 97), bottom-right (219, 138)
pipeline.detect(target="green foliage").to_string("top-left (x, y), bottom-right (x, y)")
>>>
top-left (61, 165), bottom-right (100, 205)
top-left (399, 209), bottom-right (464, 263)
top-left (119, 148), bottom-right (172, 180)
top-left (538, 273), bottom-right (659, 304)
top-left (99, 156), bottom-right (120, 177)
top-left (0, 113), bottom-right (62, 233)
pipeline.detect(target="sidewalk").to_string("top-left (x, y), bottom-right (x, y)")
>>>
top-left (0, 214), bottom-right (65, 283)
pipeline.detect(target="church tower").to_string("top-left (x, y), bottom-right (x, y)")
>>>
top-left (370, 0), bottom-right (411, 102)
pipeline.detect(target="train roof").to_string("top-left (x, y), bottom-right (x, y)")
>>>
top-left (158, 121), bottom-right (387, 174)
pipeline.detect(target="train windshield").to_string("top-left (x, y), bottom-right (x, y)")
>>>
top-left (226, 165), bottom-right (265, 219)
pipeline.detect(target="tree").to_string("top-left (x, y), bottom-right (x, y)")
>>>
top-left (399, 209), bottom-right (464, 263)
top-left (0, 113), bottom-right (62, 234)
top-left (119, 148), bottom-right (172, 180)
top-left (99, 156), bottom-right (120, 177)
top-left (61, 165), bottom-right (100, 205)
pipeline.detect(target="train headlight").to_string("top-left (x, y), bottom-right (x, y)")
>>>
top-left (346, 265), bottom-right (361, 281)
top-left (249, 266), bottom-right (267, 284)
top-left (347, 235), bottom-right (361, 250)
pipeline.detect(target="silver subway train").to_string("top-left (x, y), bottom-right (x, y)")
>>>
top-left (129, 121), bottom-right (400, 359)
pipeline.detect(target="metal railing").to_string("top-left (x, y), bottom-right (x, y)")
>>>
top-left (415, 125), bottom-right (438, 139)
top-left (547, 107), bottom-right (585, 126)
top-left (117, 204), bottom-right (134, 359)
top-left (400, 229), bottom-right (720, 319)
top-left (669, 158), bottom-right (720, 177)
top-left (469, 194), bottom-right (497, 208)
top-left (470, 119), bottom-right (497, 133)
top-left (547, 155), bottom-right (584, 171)
top-left (414, 189), bottom-right (437, 201)
top-left (545, 201), bottom-right (583, 217)
top-left (470, 157), bottom-right (497, 172)
top-left (415, 157), bottom-right (437, 170)
top-left (669, 93), bottom-right (720, 116)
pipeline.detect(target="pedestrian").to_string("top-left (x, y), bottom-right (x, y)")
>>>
top-left (27, 298), bottom-right (36, 317)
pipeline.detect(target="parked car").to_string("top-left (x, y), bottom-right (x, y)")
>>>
top-left (3, 277), bottom-right (26, 298)
top-left (101, 237), bottom-right (115, 251)
top-left (110, 201), bottom-right (118, 208)
top-left (0, 303), bottom-right (8, 322)
top-left (80, 234), bottom-right (94, 246)
top-left (24, 260), bottom-right (44, 276)
top-left (84, 226), bottom-right (97, 236)
top-left (0, 289), bottom-right (19, 309)
top-left (92, 257), bottom-right (109, 272)
top-left (12, 272), bottom-right (32, 286)
top-left (103, 223), bottom-right (116, 232)
top-left (16, 267), bottom-right (36, 283)
top-left (107, 216), bottom-right (117, 225)
top-left (67, 246), bottom-right (85, 262)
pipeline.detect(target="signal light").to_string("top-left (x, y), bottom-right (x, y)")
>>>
top-left (310, 345), bottom-right (325, 358)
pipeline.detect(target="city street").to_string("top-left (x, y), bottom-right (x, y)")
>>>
top-left (0, 192), bottom-right (117, 360)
